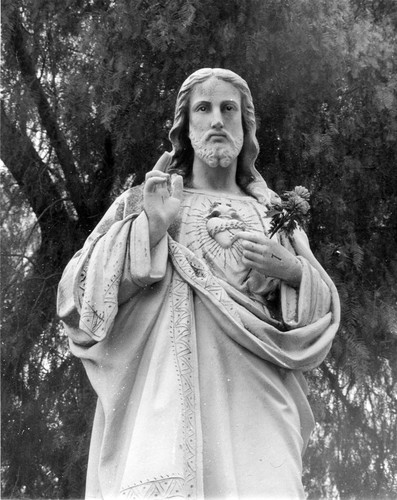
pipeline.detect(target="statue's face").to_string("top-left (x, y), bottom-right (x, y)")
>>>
top-left (188, 77), bottom-right (244, 169)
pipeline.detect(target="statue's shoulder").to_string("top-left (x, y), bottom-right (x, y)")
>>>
top-left (112, 184), bottom-right (144, 216)
top-left (117, 184), bottom-right (144, 204)
top-left (245, 179), bottom-right (281, 207)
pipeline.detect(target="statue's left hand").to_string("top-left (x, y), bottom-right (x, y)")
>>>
top-left (236, 231), bottom-right (302, 287)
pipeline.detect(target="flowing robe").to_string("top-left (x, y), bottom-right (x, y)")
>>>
top-left (57, 186), bottom-right (340, 500)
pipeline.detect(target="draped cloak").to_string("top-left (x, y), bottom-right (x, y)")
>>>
top-left (57, 185), bottom-right (340, 500)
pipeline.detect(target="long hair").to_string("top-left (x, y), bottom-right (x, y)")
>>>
top-left (168, 68), bottom-right (260, 188)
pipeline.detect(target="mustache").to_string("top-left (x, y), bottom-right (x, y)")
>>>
top-left (204, 130), bottom-right (233, 141)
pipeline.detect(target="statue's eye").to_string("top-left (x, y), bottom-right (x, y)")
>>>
top-left (223, 103), bottom-right (237, 112)
top-left (209, 210), bottom-right (221, 218)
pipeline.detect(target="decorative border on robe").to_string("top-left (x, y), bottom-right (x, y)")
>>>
top-left (119, 272), bottom-right (204, 499)
top-left (169, 274), bottom-right (203, 497)
top-left (121, 478), bottom-right (186, 498)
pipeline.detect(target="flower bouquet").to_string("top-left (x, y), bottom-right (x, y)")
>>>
top-left (268, 186), bottom-right (311, 239)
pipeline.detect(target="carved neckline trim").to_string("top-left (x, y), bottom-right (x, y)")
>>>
top-left (183, 188), bottom-right (253, 200)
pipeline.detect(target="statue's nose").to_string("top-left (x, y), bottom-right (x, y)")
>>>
top-left (211, 108), bottom-right (224, 129)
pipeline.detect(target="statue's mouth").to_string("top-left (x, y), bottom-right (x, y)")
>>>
top-left (207, 132), bottom-right (228, 141)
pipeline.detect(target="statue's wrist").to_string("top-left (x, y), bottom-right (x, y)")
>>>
top-left (147, 214), bottom-right (168, 248)
top-left (285, 257), bottom-right (302, 288)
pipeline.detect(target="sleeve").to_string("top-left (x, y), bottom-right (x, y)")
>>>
top-left (279, 227), bottom-right (340, 329)
top-left (57, 189), bottom-right (168, 345)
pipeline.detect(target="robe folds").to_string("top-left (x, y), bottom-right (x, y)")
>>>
top-left (57, 186), bottom-right (340, 500)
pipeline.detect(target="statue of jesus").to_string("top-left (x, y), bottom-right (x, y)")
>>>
top-left (57, 68), bottom-right (340, 499)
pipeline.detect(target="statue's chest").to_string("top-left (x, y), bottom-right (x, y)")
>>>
top-left (175, 193), bottom-right (271, 279)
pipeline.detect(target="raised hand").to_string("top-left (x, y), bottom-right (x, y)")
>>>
top-left (236, 231), bottom-right (302, 287)
top-left (143, 171), bottom-right (183, 248)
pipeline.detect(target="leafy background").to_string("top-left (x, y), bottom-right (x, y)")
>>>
top-left (1, 0), bottom-right (397, 498)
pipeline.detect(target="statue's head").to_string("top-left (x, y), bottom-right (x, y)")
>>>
top-left (168, 68), bottom-right (260, 187)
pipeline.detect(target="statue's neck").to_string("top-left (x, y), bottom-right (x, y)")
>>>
top-left (190, 158), bottom-right (243, 196)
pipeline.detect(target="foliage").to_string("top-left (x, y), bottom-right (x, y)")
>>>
top-left (1, 0), bottom-right (396, 498)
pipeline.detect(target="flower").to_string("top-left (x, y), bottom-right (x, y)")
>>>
top-left (292, 186), bottom-right (310, 201)
top-left (268, 186), bottom-right (311, 239)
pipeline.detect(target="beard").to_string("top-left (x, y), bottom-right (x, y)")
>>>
top-left (189, 131), bottom-right (244, 169)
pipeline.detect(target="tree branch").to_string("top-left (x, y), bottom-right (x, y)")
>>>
top-left (321, 362), bottom-right (383, 446)
top-left (9, 8), bottom-right (90, 221)
top-left (1, 104), bottom-right (71, 232)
